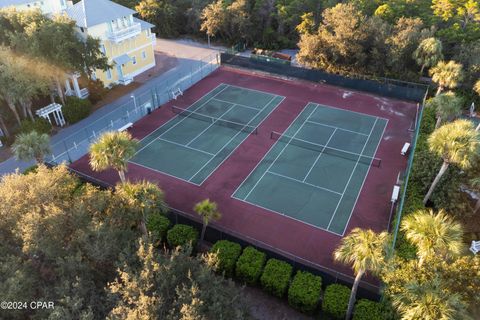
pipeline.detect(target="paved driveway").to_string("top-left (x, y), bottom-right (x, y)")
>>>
top-left (0, 38), bottom-right (221, 176)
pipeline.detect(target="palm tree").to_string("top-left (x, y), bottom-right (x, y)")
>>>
top-left (426, 92), bottom-right (463, 129)
top-left (89, 131), bottom-right (138, 183)
top-left (423, 119), bottom-right (478, 204)
top-left (401, 209), bottom-right (463, 267)
top-left (12, 130), bottom-right (51, 164)
top-left (116, 181), bottom-right (167, 237)
top-left (333, 228), bottom-right (389, 320)
top-left (392, 278), bottom-right (471, 320)
top-left (429, 61), bottom-right (463, 96)
top-left (193, 199), bottom-right (222, 243)
top-left (413, 37), bottom-right (443, 75)
top-left (474, 79), bottom-right (480, 96)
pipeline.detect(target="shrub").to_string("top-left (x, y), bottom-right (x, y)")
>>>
top-left (86, 79), bottom-right (108, 104)
top-left (210, 240), bottom-right (242, 276)
top-left (287, 271), bottom-right (322, 313)
top-left (64, 96), bottom-right (92, 124)
top-left (353, 299), bottom-right (383, 320)
top-left (260, 259), bottom-right (292, 298)
top-left (235, 246), bottom-right (266, 285)
top-left (322, 284), bottom-right (351, 319)
top-left (166, 224), bottom-right (198, 248)
top-left (23, 165), bottom-right (38, 175)
top-left (19, 118), bottom-right (52, 135)
top-left (147, 212), bottom-right (171, 244)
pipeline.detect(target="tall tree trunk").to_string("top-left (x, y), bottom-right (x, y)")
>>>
top-left (6, 99), bottom-right (21, 126)
top-left (474, 198), bottom-right (480, 214)
top-left (423, 161), bottom-right (449, 204)
top-left (20, 100), bottom-right (35, 121)
top-left (436, 86), bottom-right (443, 96)
top-left (200, 223), bottom-right (207, 242)
top-left (345, 269), bottom-right (364, 320)
top-left (420, 64), bottom-right (425, 75)
top-left (0, 115), bottom-right (9, 137)
top-left (140, 219), bottom-right (148, 237)
top-left (118, 170), bottom-right (126, 183)
top-left (55, 77), bottom-right (65, 105)
top-left (435, 116), bottom-right (442, 129)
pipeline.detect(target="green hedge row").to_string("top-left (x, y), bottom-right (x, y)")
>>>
top-left (64, 96), bottom-right (93, 124)
top-left (167, 224), bottom-right (198, 248)
top-left (208, 240), bottom-right (380, 316)
top-left (394, 105), bottom-right (436, 259)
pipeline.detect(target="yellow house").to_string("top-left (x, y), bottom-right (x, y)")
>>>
top-left (64, 0), bottom-right (156, 87)
top-left (0, 0), bottom-right (156, 88)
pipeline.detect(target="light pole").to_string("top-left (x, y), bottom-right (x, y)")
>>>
top-left (130, 94), bottom-right (137, 111)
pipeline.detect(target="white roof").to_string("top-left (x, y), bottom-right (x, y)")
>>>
top-left (65, 0), bottom-right (136, 28)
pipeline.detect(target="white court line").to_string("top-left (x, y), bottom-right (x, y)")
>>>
top-left (129, 159), bottom-right (201, 186)
top-left (186, 103), bottom-right (237, 147)
top-left (232, 196), bottom-right (343, 236)
top-left (242, 105), bottom-right (318, 201)
top-left (212, 98), bottom-right (261, 111)
top-left (225, 83), bottom-right (281, 98)
top-left (313, 102), bottom-right (389, 121)
top-left (326, 117), bottom-right (379, 230)
top-left (306, 120), bottom-right (369, 137)
top-left (156, 137), bottom-right (215, 156)
top-left (302, 128), bottom-right (337, 182)
top-left (135, 84), bottom-right (228, 148)
top-left (340, 118), bottom-right (388, 236)
top-left (267, 170), bottom-right (342, 195)
top-left (231, 103), bottom-right (315, 198)
top-left (188, 94), bottom-right (284, 184)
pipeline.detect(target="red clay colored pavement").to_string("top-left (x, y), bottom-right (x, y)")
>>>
top-left (70, 67), bottom-right (416, 289)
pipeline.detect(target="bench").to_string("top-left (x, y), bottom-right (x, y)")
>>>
top-left (401, 142), bottom-right (411, 156)
top-left (470, 240), bottom-right (480, 254)
top-left (118, 122), bottom-right (133, 132)
top-left (171, 88), bottom-right (183, 100)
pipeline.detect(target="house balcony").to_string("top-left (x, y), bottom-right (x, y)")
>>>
top-left (106, 23), bottom-right (141, 43)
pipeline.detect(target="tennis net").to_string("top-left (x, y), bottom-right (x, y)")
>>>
top-left (271, 131), bottom-right (382, 167)
top-left (172, 106), bottom-right (258, 135)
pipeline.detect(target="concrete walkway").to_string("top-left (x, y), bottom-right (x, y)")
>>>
top-left (0, 38), bottom-right (221, 176)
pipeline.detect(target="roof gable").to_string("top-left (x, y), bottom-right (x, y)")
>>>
top-left (65, 0), bottom-right (136, 28)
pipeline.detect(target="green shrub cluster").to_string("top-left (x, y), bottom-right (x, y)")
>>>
top-left (64, 96), bottom-right (92, 124)
top-left (353, 299), bottom-right (383, 320)
top-left (167, 224), bottom-right (198, 248)
top-left (322, 284), bottom-right (351, 319)
top-left (260, 258), bottom-right (293, 298)
top-left (19, 118), bottom-right (52, 135)
top-left (394, 105), bottom-right (437, 259)
top-left (209, 240), bottom-right (242, 276)
top-left (287, 270), bottom-right (322, 313)
top-left (147, 212), bottom-right (170, 244)
top-left (235, 246), bottom-right (266, 285)
top-left (86, 79), bottom-right (108, 104)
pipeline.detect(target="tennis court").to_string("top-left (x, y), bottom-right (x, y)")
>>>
top-left (130, 83), bottom-right (284, 185)
top-left (233, 102), bottom-right (388, 235)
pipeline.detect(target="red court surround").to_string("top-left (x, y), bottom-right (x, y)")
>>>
top-left (70, 67), bottom-right (416, 288)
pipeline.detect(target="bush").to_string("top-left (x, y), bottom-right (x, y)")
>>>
top-left (86, 79), bottom-right (108, 104)
top-left (287, 271), bottom-right (322, 313)
top-left (322, 284), bottom-right (351, 319)
top-left (210, 240), bottom-right (242, 276)
top-left (260, 259), bottom-right (292, 298)
top-left (166, 224), bottom-right (198, 248)
top-left (353, 299), bottom-right (383, 320)
top-left (147, 212), bottom-right (170, 244)
top-left (19, 118), bottom-right (52, 135)
top-left (235, 246), bottom-right (266, 285)
top-left (23, 165), bottom-right (38, 175)
top-left (64, 96), bottom-right (92, 124)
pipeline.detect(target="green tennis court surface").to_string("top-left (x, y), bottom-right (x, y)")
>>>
top-left (130, 84), bottom-right (284, 185)
top-left (233, 102), bottom-right (388, 235)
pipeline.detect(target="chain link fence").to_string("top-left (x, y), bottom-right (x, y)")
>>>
top-left (48, 52), bottom-right (220, 164)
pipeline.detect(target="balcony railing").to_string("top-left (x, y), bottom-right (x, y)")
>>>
top-left (118, 76), bottom-right (133, 86)
top-left (150, 33), bottom-right (156, 44)
top-left (106, 23), bottom-right (141, 43)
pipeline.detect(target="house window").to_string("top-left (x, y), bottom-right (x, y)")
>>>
top-left (80, 27), bottom-right (85, 33)
top-left (91, 72), bottom-right (97, 81)
top-left (100, 44), bottom-right (106, 55)
top-left (141, 51), bottom-right (146, 59)
top-left (146, 29), bottom-right (151, 36)
top-left (132, 56), bottom-right (137, 65)
top-left (106, 69), bottom-right (112, 80)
